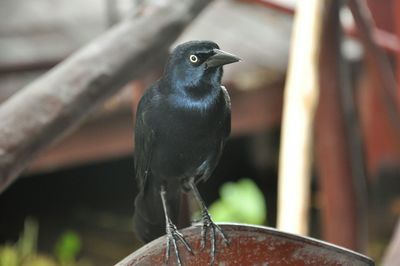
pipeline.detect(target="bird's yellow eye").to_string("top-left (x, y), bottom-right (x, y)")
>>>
top-left (189, 54), bottom-right (198, 63)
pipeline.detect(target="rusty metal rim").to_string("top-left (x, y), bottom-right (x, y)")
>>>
top-left (217, 223), bottom-right (373, 263)
top-left (117, 223), bottom-right (374, 265)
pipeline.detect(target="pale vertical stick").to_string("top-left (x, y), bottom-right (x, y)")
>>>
top-left (382, 217), bottom-right (400, 266)
top-left (277, 0), bottom-right (326, 235)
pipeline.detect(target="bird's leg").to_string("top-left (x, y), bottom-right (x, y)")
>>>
top-left (188, 181), bottom-right (229, 265)
top-left (160, 186), bottom-right (193, 266)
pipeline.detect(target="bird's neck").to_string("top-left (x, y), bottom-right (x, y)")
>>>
top-left (162, 78), bottom-right (222, 112)
top-left (164, 68), bottom-right (223, 99)
top-left (174, 77), bottom-right (221, 98)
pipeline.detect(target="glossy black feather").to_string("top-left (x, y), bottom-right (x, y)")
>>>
top-left (133, 41), bottom-right (233, 243)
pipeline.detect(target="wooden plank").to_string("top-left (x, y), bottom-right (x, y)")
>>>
top-left (0, 0), bottom-right (213, 193)
top-left (277, 0), bottom-right (325, 235)
top-left (315, 0), bottom-right (359, 251)
top-left (382, 218), bottom-right (400, 266)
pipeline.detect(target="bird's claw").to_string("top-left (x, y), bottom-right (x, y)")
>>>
top-left (165, 219), bottom-right (193, 266)
top-left (199, 210), bottom-right (229, 265)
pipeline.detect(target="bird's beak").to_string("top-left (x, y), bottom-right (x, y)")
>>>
top-left (205, 49), bottom-right (241, 69)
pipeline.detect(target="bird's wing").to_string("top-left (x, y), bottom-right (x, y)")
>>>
top-left (197, 86), bottom-right (232, 184)
top-left (221, 85), bottom-right (231, 140)
top-left (134, 88), bottom-right (157, 191)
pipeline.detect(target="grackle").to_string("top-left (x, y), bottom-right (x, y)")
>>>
top-left (133, 40), bottom-right (240, 265)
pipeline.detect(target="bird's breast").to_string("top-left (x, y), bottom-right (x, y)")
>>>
top-left (167, 88), bottom-right (219, 114)
top-left (149, 90), bottom-right (227, 179)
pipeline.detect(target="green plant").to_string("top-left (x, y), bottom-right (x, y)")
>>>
top-left (0, 245), bottom-right (18, 266)
top-left (208, 178), bottom-right (267, 225)
top-left (0, 218), bottom-right (89, 266)
top-left (54, 231), bottom-right (81, 266)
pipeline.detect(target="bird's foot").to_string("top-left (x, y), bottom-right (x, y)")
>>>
top-left (165, 219), bottom-right (193, 266)
top-left (198, 210), bottom-right (229, 265)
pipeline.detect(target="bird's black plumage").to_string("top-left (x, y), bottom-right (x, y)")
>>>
top-left (133, 40), bottom-right (240, 265)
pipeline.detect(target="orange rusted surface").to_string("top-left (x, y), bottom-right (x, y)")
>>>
top-left (116, 224), bottom-right (374, 266)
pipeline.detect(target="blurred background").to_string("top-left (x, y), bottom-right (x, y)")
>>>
top-left (0, 0), bottom-right (399, 265)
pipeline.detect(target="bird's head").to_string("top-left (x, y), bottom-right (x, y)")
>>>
top-left (164, 41), bottom-right (240, 90)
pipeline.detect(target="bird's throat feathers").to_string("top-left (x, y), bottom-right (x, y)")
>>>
top-left (166, 64), bottom-right (223, 91)
top-left (162, 67), bottom-right (223, 111)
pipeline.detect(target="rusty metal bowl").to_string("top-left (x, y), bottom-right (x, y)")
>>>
top-left (116, 223), bottom-right (374, 265)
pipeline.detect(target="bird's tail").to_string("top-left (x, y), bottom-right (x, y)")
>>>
top-left (133, 185), bottom-right (181, 243)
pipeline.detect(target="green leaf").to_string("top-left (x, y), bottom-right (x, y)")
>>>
top-left (208, 178), bottom-right (267, 225)
top-left (54, 231), bottom-right (81, 264)
top-left (0, 246), bottom-right (18, 266)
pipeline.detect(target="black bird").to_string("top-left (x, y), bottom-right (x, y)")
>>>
top-left (133, 40), bottom-right (240, 265)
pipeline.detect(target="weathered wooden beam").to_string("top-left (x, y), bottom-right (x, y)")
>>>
top-left (349, 0), bottom-right (400, 129)
top-left (0, 0), bottom-right (212, 193)
top-left (315, 0), bottom-right (361, 251)
top-left (395, 0), bottom-right (400, 105)
top-left (382, 217), bottom-right (400, 266)
top-left (277, 0), bottom-right (326, 235)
